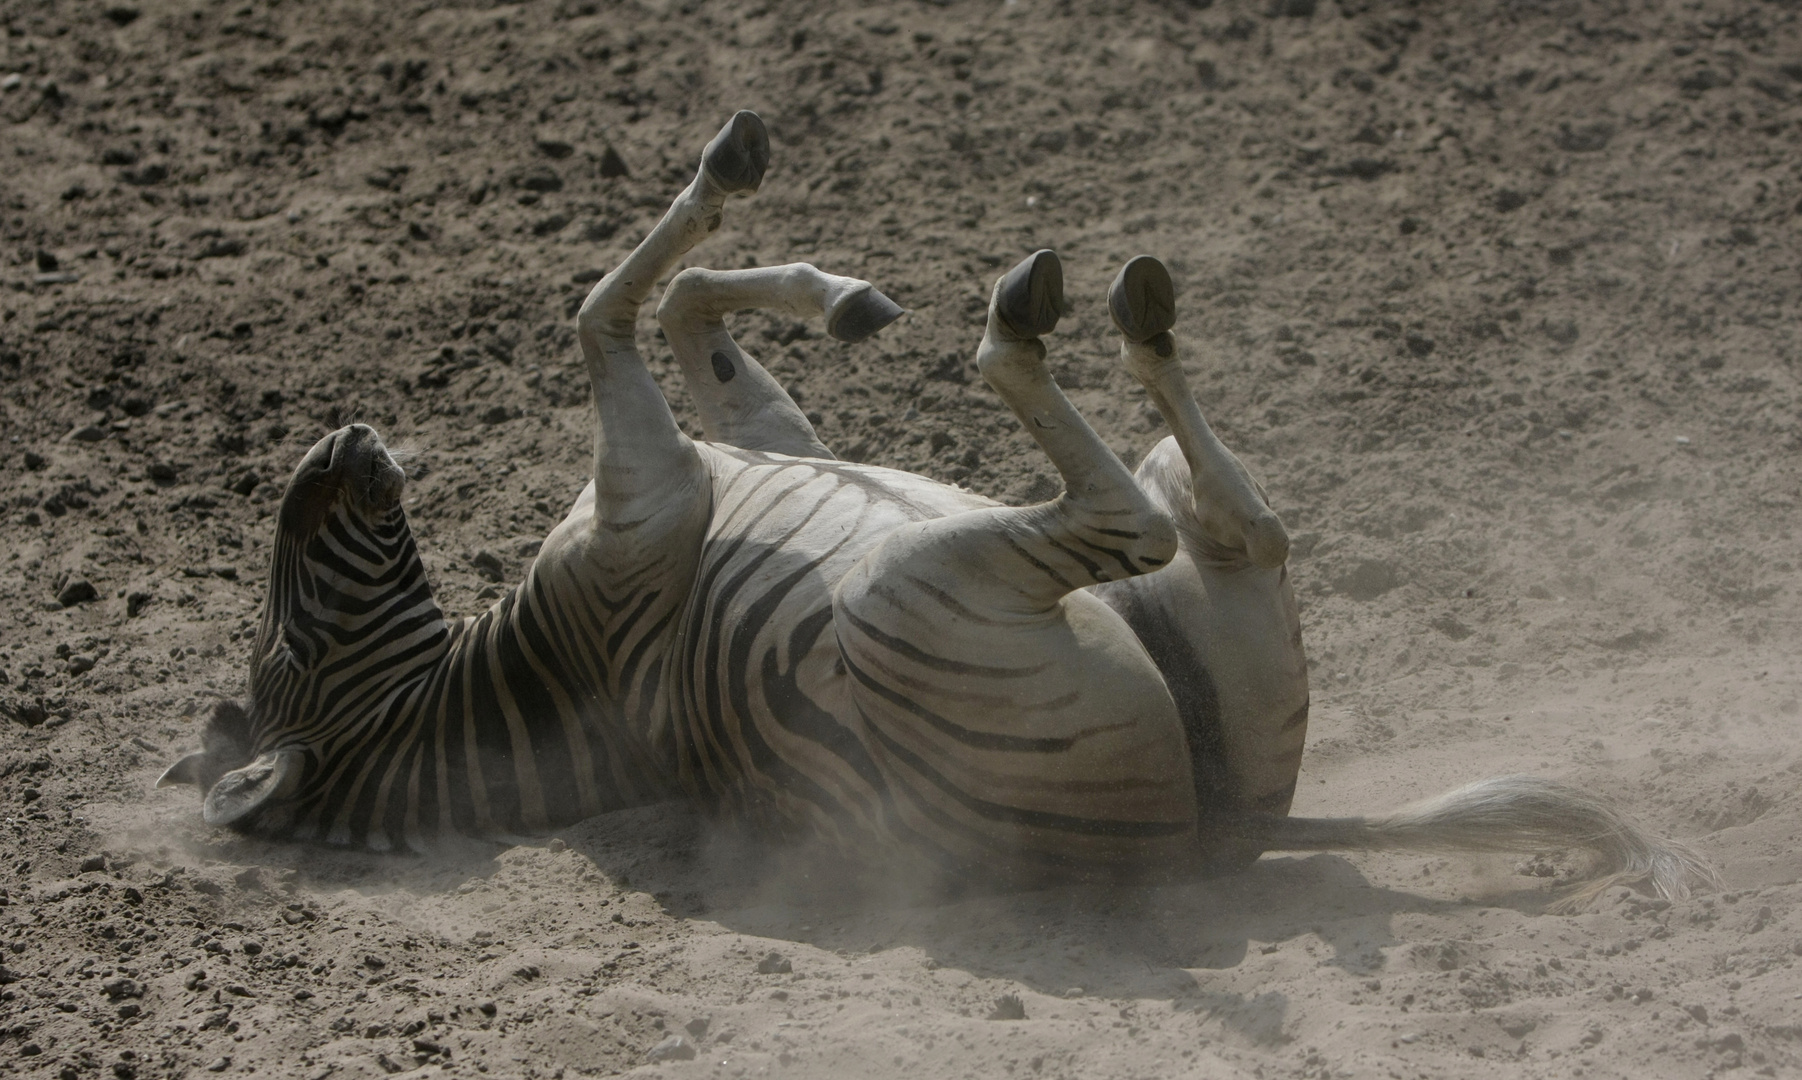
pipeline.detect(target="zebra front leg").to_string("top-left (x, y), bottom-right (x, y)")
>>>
top-left (1094, 255), bottom-right (1310, 868)
top-left (655, 263), bottom-right (904, 457)
top-left (571, 110), bottom-right (769, 532)
top-left (832, 250), bottom-right (1197, 882)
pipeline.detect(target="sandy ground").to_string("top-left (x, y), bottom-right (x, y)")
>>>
top-left (3, 0), bottom-right (1801, 1077)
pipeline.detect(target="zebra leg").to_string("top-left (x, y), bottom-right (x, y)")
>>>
top-left (655, 263), bottom-right (904, 457)
top-left (1093, 254), bottom-right (1310, 869)
top-left (831, 250), bottom-right (1198, 881)
top-left (572, 110), bottom-right (769, 528)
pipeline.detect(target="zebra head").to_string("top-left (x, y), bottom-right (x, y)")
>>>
top-left (159, 423), bottom-right (447, 834)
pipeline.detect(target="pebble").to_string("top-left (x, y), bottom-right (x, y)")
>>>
top-left (535, 136), bottom-right (575, 159)
top-left (1, 74), bottom-right (22, 91)
top-left (68, 424), bottom-right (108, 443)
top-left (56, 577), bottom-right (98, 607)
top-left (66, 654), bottom-right (96, 675)
top-left (101, 976), bottom-right (140, 999)
top-left (645, 1034), bottom-right (695, 1062)
top-left (81, 854), bottom-right (107, 873)
top-left (755, 951), bottom-right (792, 974)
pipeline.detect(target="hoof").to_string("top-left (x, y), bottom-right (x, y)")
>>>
top-left (994, 249), bottom-right (1070, 339)
top-left (702, 110), bottom-right (770, 196)
top-left (827, 286), bottom-right (906, 344)
top-left (1108, 255), bottom-right (1176, 344)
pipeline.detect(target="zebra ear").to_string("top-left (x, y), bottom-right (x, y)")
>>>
top-left (202, 749), bottom-right (302, 827)
top-left (156, 752), bottom-right (209, 789)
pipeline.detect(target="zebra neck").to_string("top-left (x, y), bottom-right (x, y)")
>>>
top-left (392, 582), bottom-right (673, 843)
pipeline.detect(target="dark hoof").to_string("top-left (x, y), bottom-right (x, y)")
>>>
top-left (994, 249), bottom-right (1070, 339)
top-left (828, 287), bottom-right (906, 344)
top-left (702, 110), bottom-right (770, 196)
top-left (1108, 255), bottom-right (1176, 344)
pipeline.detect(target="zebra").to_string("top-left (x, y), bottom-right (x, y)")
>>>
top-left (160, 110), bottom-right (1713, 904)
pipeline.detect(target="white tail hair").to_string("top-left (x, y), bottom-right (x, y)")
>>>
top-left (1223, 775), bottom-right (1718, 911)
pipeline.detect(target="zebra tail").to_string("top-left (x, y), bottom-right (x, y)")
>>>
top-left (1217, 774), bottom-right (1720, 911)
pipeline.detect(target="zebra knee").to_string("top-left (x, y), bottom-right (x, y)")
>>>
top-left (577, 275), bottom-right (644, 352)
top-left (1052, 493), bottom-right (1178, 584)
top-left (654, 267), bottom-right (719, 335)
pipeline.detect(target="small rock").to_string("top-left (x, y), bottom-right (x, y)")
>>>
top-left (1, 74), bottom-right (23, 92)
top-left (645, 1035), bottom-right (696, 1063)
top-left (513, 165), bottom-right (563, 193)
top-left (205, 1058), bottom-right (231, 1073)
top-left (35, 250), bottom-right (58, 271)
top-left (57, 577), bottom-right (99, 607)
top-left (988, 994), bottom-right (1026, 1021)
top-left (685, 1016), bottom-right (710, 1038)
top-left (535, 136), bottom-right (575, 159)
top-left (1688, 1004), bottom-right (1709, 1024)
top-left (69, 424), bottom-right (108, 442)
top-left (470, 551), bottom-right (505, 583)
top-left (755, 951), bottom-right (792, 975)
top-left (81, 854), bottom-right (108, 873)
top-left (481, 404), bottom-right (511, 425)
top-left (1494, 188), bottom-right (1529, 213)
top-left (241, 939), bottom-right (262, 956)
top-left (66, 654), bottom-right (96, 675)
top-left (101, 973), bottom-right (141, 1002)
top-left (117, 1003), bottom-right (141, 1018)
top-left (599, 145), bottom-right (630, 179)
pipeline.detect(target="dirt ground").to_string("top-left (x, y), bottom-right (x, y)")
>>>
top-left (3, 0), bottom-right (1800, 1077)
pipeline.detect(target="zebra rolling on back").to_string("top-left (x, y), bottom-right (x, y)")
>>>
top-left (161, 111), bottom-right (1714, 902)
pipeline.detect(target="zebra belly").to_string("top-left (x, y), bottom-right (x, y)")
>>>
top-left (666, 449), bottom-right (1200, 880)
top-left (665, 452), bottom-right (983, 832)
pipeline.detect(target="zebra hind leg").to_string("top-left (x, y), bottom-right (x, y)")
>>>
top-left (1093, 254), bottom-right (1310, 869)
top-left (656, 263), bottom-right (904, 457)
top-left (830, 250), bottom-right (1200, 882)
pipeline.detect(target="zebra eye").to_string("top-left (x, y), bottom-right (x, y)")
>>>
top-left (281, 623), bottom-right (316, 668)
